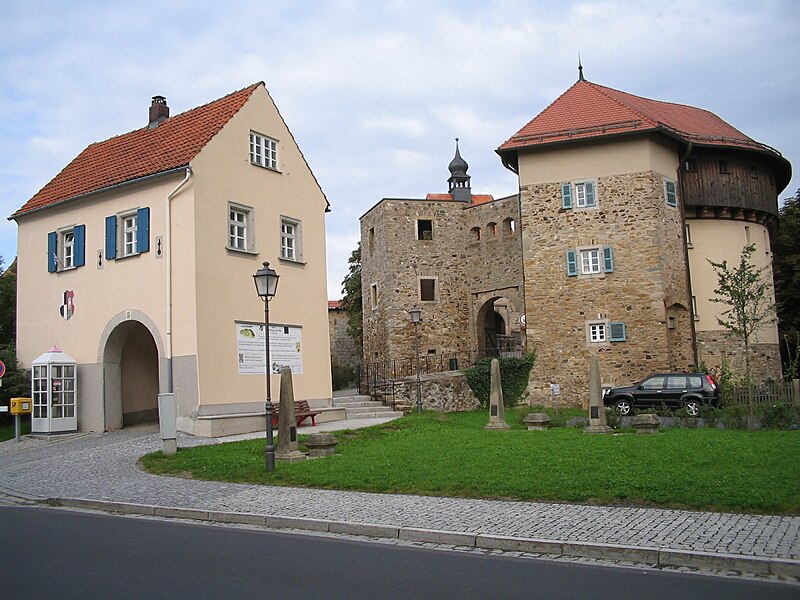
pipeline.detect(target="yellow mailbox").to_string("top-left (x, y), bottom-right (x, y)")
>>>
top-left (10, 397), bottom-right (32, 415)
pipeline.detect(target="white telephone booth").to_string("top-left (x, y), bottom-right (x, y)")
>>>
top-left (31, 346), bottom-right (78, 434)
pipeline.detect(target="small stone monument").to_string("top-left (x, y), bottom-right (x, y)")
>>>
top-left (276, 366), bottom-right (307, 462)
top-left (305, 433), bottom-right (338, 457)
top-left (523, 412), bottom-right (551, 431)
top-left (584, 356), bottom-right (613, 434)
top-left (484, 358), bottom-right (511, 430)
top-left (631, 413), bottom-right (661, 434)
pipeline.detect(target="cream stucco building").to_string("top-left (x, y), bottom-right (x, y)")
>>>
top-left (11, 83), bottom-right (334, 436)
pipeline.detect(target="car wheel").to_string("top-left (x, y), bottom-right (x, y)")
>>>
top-left (683, 399), bottom-right (701, 417)
top-left (614, 399), bottom-right (633, 416)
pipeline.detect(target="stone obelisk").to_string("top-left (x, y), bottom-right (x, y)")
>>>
top-left (276, 366), bottom-right (307, 461)
top-left (584, 356), bottom-right (613, 434)
top-left (484, 358), bottom-right (511, 430)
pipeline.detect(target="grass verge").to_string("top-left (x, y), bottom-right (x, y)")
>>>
top-left (139, 409), bottom-right (800, 514)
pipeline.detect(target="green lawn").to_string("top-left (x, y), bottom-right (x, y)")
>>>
top-left (0, 418), bottom-right (30, 442)
top-left (140, 409), bottom-right (800, 514)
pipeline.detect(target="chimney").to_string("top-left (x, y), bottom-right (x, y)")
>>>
top-left (148, 96), bottom-right (169, 129)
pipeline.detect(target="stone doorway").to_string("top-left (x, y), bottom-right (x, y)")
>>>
top-left (475, 296), bottom-right (522, 358)
top-left (100, 314), bottom-right (163, 430)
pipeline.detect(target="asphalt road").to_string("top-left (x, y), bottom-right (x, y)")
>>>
top-left (1, 506), bottom-right (797, 599)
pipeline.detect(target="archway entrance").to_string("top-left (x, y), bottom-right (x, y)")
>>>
top-left (475, 296), bottom-right (522, 358)
top-left (101, 319), bottom-right (160, 430)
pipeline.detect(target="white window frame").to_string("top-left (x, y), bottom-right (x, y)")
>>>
top-left (280, 216), bottom-right (303, 262)
top-left (122, 213), bottom-right (138, 257)
top-left (249, 131), bottom-right (278, 170)
top-left (227, 203), bottom-right (256, 253)
top-left (62, 229), bottom-right (75, 270)
top-left (588, 322), bottom-right (607, 343)
top-left (580, 248), bottom-right (601, 275)
top-left (574, 181), bottom-right (597, 208)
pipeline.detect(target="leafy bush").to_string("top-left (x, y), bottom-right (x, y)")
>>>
top-left (331, 362), bottom-right (356, 391)
top-left (761, 404), bottom-right (800, 429)
top-left (463, 353), bottom-right (535, 408)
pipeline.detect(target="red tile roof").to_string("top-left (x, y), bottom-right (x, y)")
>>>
top-left (425, 193), bottom-right (495, 205)
top-left (328, 300), bottom-right (341, 309)
top-left (498, 80), bottom-right (780, 156)
top-left (12, 83), bottom-right (262, 218)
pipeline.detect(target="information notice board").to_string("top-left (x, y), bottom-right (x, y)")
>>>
top-left (236, 322), bottom-right (303, 375)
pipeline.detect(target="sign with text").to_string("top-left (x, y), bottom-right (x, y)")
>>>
top-left (236, 322), bottom-right (303, 375)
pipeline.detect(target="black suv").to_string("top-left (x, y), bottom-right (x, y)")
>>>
top-left (603, 373), bottom-right (720, 417)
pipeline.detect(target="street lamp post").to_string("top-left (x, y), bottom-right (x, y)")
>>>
top-left (408, 307), bottom-right (423, 414)
top-left (253, 261), bottom-right (280, 471)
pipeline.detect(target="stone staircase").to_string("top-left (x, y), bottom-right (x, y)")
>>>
top-left (332, 394), bottom-right (404, 420)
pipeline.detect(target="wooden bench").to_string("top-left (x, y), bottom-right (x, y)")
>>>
top-left (271, 400), bottom-right (321, 428)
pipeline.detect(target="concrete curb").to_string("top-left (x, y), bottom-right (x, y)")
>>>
top-left (45, 496), bottom-right (800, 579)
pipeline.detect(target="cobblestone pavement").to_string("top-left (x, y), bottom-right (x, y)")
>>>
top-left (1, 424), bottom-right (799, 578)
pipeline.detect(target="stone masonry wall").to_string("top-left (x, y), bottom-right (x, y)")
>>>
top-left (521, 171), bottom-right (693, 407)
top-left (697, 330), bottom-right (782, 383)
top-left (328, 307), bottom-right (360, 368)
top-left (392, 371), bottom-right (481, 412)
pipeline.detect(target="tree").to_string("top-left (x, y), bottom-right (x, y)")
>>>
top-left (339, 243), bottom-right (363, 355)
top-left (709, 243), bottom-right (776, 428)
top-left (773, 189), bottom-right (800, 377)
top-left (0, 255), bottom-right (30, 411)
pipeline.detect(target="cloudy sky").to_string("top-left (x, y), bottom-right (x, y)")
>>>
top-left (1, 0), bottom-right (798, 298)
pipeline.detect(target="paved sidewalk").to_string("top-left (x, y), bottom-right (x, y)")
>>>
top-left (1, 423), bottom-right (798, 579)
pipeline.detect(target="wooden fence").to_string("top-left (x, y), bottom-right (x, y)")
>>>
top-left (727, 380), bottom-right (800, 405)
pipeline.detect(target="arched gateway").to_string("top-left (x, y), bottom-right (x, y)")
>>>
top-left (98, 310), bottom-right (165, 431)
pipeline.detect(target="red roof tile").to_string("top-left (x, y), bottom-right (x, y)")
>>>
top-left (328, 300), bottom-right (341, 309)
top-left (498, 80), bottom-right (777, 155)
top-left (12, 83), bottom-right (262, 218)
top-left (425, 193), bottom-right (495, 205)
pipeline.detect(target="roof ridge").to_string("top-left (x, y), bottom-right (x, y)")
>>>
top-left (584, 81), bottom-right (659, 128)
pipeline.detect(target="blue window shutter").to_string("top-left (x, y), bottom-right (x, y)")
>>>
top-left (47, 232), bottom-right (58, 272)
top-left (566, 249), bottom-right (578, 276)
top-left (603, 246), bottom-right (614, 272)
top-left (105, 216), bottom-right (117, 260)
top-left (609, 322), bottom-right (627, 342)
top-left (561, 184), bottom-right (573, 209)
top-left (74, 225), bottom-right (86, 267)
top-left (137, 207), bottom-right (150, 253)
top-left (585, 181), bottom-right (596, 206)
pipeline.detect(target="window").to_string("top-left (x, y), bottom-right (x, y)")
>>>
top-left (664, 179), bottom-right (677, 207)
top-left (280, 217), bottom-right (302, 262)
top-left (503, 218), bottom-right (515, 234)
top-left (641, 376), bottom-right (665, 390)
top-left (561, 180), bottom-right (596, 209)
top-left (487, 222), bottom-right (498, 236)
top-left (417, 219), bottom-right (433, 240)
top-left (368, 227), bottom-right (375, 253)
top-left (419, 277), bottom-right (437, 302)
top-left (567, 246), bottom-right (613, 276)
top-left (685, 224), bottom-right (693, 248)
top-left (719, 160), bottom-right (729, 174)
top-left (470, 226), bottom-right (481, 241)
top-left (588, 322), bottom-right (606, 343)
top-left (47, 225), bottom-right (86, 272)
top-left (587, 320), bottom-right (626, 344)
top-left (684, 159), bottom-right (697, 172)
top-left (750, 165), bottom-right (758, 179)
top-left (250, 132), bottom-right (278, 170)
top-left (105, 208), bottom-right (150, 260)
top-left (691, 296), bottom-right (699, 321)
top-left (581, 249), bottom-right (601, 274)
top-left (229, 207), bottom-right (247, 250)
top-left (370, 283), bottom-right (378, 309)
top-left (744, 225), bottom-right (751, 245)
top-left (226, 203), bottom-right (255, 253)
top-left (123, 214), bottom-right (138, 256)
